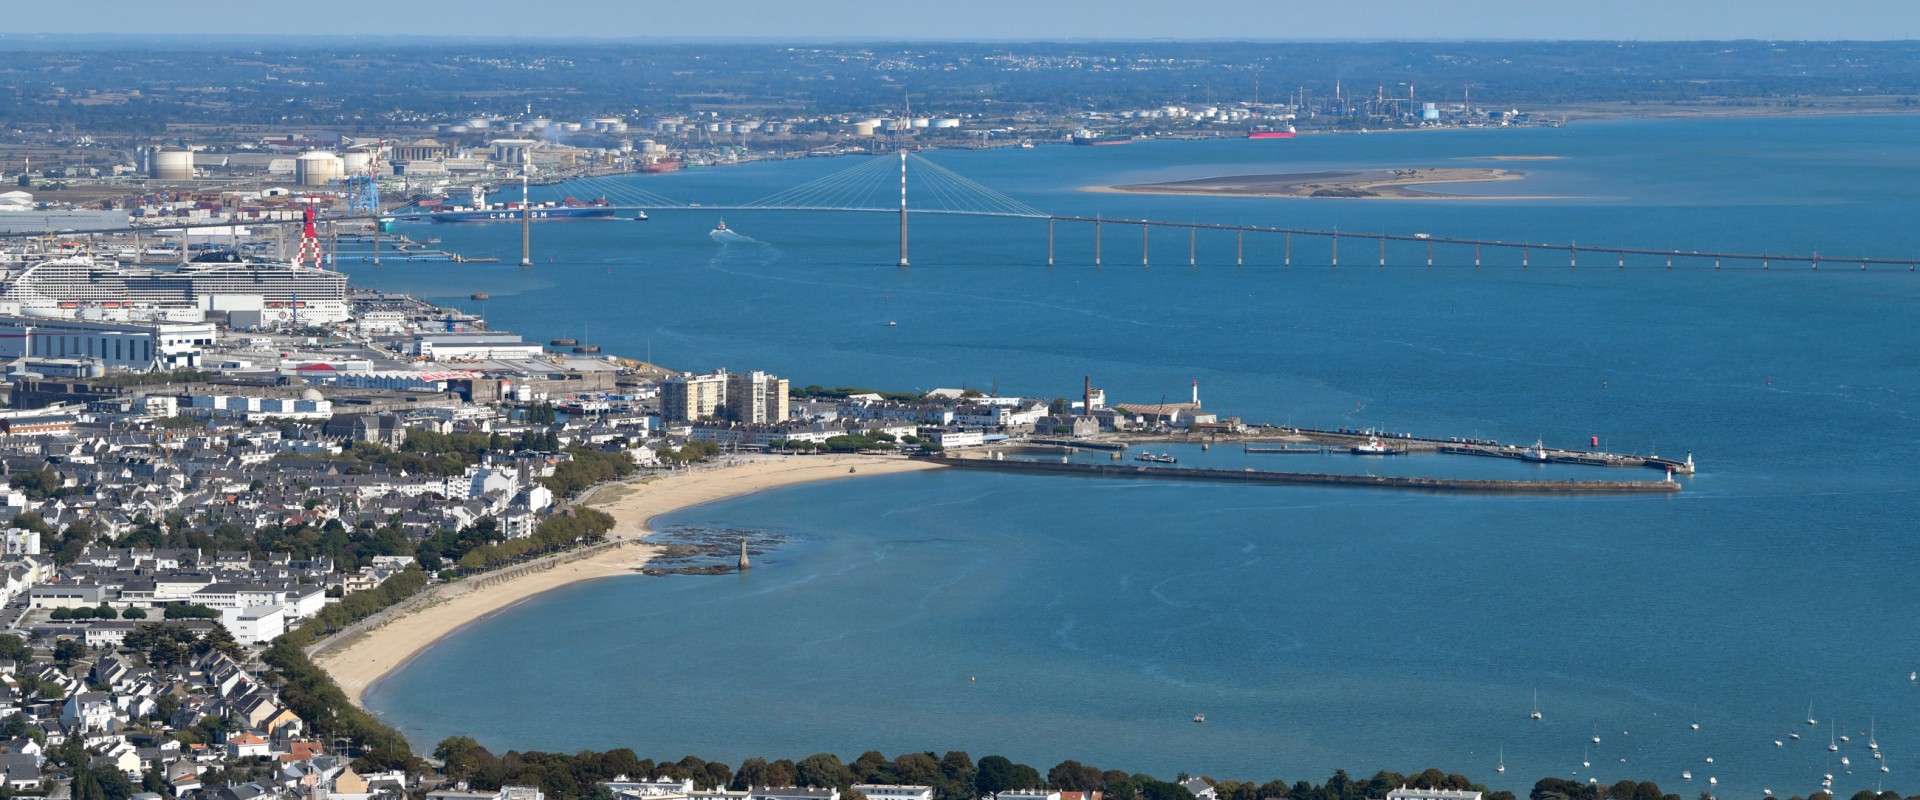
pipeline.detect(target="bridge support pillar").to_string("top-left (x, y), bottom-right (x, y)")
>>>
top-left (1475, 244), bottom-right (1481, 269)
top-left (1189, 227), bottom-right (1196, 267)
top-left (1379, 237), bottom-right (1385, 268)
top-left (1095, 220), bottom-right (1102, 266)
top-left (1285, 233), bottom-right (1291, 268)
top-left (1142, 224), bottom-right (1149, 267)
top-left (1522, 246), bottom-right (1528, 269)
top-left (1618, 252), bottom-right (1624, 269)
top-left (1332, 235), bottom-right (1338, 268)
top-left (1571, 247), bottom-right (1577, 269)
top-left (1237, 229), bottom-right (1244, 267)
top-left (1047, 218), bottom-right (1054, 267)
top-left (1427, 241), bottom-right (1433, 268)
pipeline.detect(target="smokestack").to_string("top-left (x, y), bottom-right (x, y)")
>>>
top-left (1192, 380), bottom-right (1199, 407)
top-left (1083, 375), bottom-right (1092, 418)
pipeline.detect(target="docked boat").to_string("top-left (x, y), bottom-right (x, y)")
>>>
top-left (1134, 452), bottom-right (1177, 464)
top-left (470, 292), bottom-right (489, 301)
top-left (1522, 438), bottom-right (1551, 462)
top-left (1071, 129), bottom-right (1133, 146)
top-left (1351, 436), bottom-right (1404, 456)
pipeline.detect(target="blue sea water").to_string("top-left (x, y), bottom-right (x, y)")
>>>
top-left (346, 115), bottom-right (1920, 798)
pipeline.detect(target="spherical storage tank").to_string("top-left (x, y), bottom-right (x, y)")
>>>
top-left (151, 148), bottom-right (194, 180)
top-left (294, 151), bottom-right (345, 186)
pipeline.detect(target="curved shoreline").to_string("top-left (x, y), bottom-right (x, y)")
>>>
top-left (314, 455), bottom-right (946, 708)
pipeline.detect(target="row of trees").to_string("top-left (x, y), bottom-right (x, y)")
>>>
top-left (264, 569), bottom-right (433, 772)
top-left (541, 447), bottom-right (640, 497)
top-left (430, 743), bottom-right (1524, 800)
top-left (444, 508), bottom-right (617, 574)
top-left (47, 605), bottom-right (147, 621)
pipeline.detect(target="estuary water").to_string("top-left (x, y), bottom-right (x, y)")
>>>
top-left (346, 115), bottom-right (1920, 798)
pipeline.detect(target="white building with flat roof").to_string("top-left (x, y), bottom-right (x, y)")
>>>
top-left (854, 787), bottom-right (932, 800)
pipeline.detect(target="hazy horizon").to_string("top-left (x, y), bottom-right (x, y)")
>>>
top-left (6, 0), bottom-right (1920, 42)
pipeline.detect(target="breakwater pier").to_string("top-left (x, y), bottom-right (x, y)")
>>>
top-left (926, 454), bottom-right (1682, 494)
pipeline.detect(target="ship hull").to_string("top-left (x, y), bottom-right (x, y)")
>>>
top-left (428, 207), bottom-right (619, 223)
top-left (1071, 136), bottom-right (1133, 146)
top-left (1248, 131), bottom-right (1297, 140)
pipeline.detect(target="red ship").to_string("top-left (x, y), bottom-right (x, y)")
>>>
top-left (1248, 125), bottom-right (1297, 140)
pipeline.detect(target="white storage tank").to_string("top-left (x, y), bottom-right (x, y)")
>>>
top-left (151, 147), bottom-right (195, 180)
top-left (340, 150), bottom-right (375, 175)
top-left (851, 122), bottom-right (878, 137)
top-left (294, 151), bottom-right (345, 186)
top-left (932, 118), bottom-right (962, 129)
top-left (911, 118), bottom-right (931, 129)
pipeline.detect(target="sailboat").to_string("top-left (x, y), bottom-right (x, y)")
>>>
top-left (1810, 702), bottom-right (1819, 726)
top-left (1870, 718), bottom-right (1879, 750)
top-left (1690, 705), bottom-right (1700, 731)
top-left (1531, 690), bottom-right (1543, 720)
top-left (1592, 724), bottom-right (1602, 744)
top-left (1582, 747), bottom-right (1590, 768)
top-left (1831, 724), bottom-right (1840, 752)
top-left (1497, 749), bottom-right (1506, 774)
top-left (1682, 771), bottom-right (1692, 781)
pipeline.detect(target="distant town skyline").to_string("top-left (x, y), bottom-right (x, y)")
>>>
top-left (6, 0), bottom-right (1920, 41)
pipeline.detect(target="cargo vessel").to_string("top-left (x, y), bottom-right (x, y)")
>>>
top-left (1248, 125), bottom-right (1298, 140)
top-left (640, 157), bottom-right (682, 174)
top-left (1071, 129), bottom-right (1133, 146)
top-left (426, 185), bottom-right (617, 223)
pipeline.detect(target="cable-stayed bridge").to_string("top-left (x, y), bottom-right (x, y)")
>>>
top-left (10, 152), bottom-right (1918, 271)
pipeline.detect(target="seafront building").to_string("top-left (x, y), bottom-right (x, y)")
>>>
top-left (724, 370), bottom-right (790, 424)
top-left (660, 371), bottom-right (729, 422)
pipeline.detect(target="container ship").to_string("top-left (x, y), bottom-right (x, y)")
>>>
top-left (1071, 129), bottom-right (1134, 146)
top-left (426, 185), bottom-right (618, 223)
top-left (1248, 125), bottom-right (1298, 140)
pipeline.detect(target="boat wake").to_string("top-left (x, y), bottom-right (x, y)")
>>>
top-left (709, 229), bottom-right (764, 245)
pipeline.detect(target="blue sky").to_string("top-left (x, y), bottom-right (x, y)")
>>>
top-left (4, 0), bottom-right (1919, 40)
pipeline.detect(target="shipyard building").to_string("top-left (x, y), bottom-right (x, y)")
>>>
top-left (0, 316), bottom-right (214, 372)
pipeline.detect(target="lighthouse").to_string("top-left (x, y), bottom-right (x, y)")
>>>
top-left (738, 538), bottom-right (751, 571)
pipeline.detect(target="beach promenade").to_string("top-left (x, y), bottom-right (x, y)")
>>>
top-left (313, 454), bottom-right (944, 706)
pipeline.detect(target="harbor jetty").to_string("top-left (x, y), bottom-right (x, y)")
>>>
top-left (923, 454), bottom-right (1682, 494)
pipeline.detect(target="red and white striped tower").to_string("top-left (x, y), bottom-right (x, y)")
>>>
top-left (292, 205), bottom-right (323, 270)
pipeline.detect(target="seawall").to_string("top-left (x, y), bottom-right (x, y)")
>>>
top-left (922, 456), bottom-right (1682, 494)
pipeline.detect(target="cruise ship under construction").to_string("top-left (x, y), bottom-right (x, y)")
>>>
top-left (0, 256), bottom-right (350, 324)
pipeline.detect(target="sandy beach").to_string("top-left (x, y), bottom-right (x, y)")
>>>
top-left (314, 455), bottom-right (945, 706)
top-left (1088, 167), bottom-right (1541, 199)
